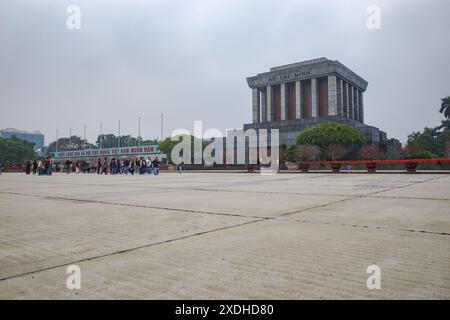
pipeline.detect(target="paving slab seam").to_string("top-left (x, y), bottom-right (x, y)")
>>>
top-left (0, 191), bottom-right (268, 220)
top-left (288, 219), bottom-right (450, 237)
top-left (0, 218), bottom-right (266, 282)
top-left (188, 188), bottom-right (450, 201)
top-left (3, 187), bottom-right (448, 237)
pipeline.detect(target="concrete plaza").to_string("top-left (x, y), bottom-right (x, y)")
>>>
top-left (0, 172), bottom-right (449, 299)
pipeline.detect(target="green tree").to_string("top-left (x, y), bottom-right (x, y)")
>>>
top-left (415, 127), bottom-right (440, 156)
top-left (95, 134), bottom-right (159, 149)
top-left (47, 136), bottom-right (94, 153)
top-left (96, 134), bottom-right (118, 149)
top-left (158, 137), bottom-right (182, 163)
top-left (296, 122), bottom-right (365, 157)
top-left (158, 135), bottom-right (208, 163)
top-left (407, 127), bottom-right (450, 158)
top-left (406, 96), bottom-right (450, 158)
top-left (0, 136), bottom-right (36, 165)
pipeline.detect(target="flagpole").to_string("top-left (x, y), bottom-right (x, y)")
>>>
top-left (118, 120), bottom-right (121, 148)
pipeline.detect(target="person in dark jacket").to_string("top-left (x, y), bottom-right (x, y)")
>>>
top-left (25, 160), bottom-right (32, 175)
top-left (130, 159), bottom-right (135, 175)
top-left (32, 160), bottom-right (38, 174)
top-left (110, 158), bottom-right (117, 175)
top-left (152, 157), bottom-right (160, 175)
top-left (97, 158), bottom-right (102, 174)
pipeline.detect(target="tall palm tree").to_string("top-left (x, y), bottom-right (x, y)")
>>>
top-left (439, 96), bottom-right (450, 119)
top-left (437, 119), bottom-right (450, 131)
top-left (408, 131), bottom-right (421, 143)
top-left (437, 97), bottom-right (450, 131)
top-left (423, 127), bottom-right (438, 137)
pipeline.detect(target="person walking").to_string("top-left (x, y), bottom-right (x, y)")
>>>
top-left (43, 157), bottom-right (49, 175)
top-left (177, 161), bottom-right (184, 174)
top-left (38, 158), bottom-right (44, 175)
top-left (140, 157), bottom-right (146, 175)
top-left (97, 158), bottom-right (102, 174)
top-left (65, 159), bottom-right (71, 174)
top-left (135, 158), bottom-right (140, 175)
top-left (25, 160), bottom-right (32, 175)
top-left (32, 159), bottom-right (37, 174)
top-left (152, 157), bottom-right (160, 175)
top-left (117, 159), bottom-right (122, 174)
top-left (110, 158), bottom-right (116, 175)
top-left (146, 157), bottom-right (152, 174)
top-left (123, 159), bottom-right (129, 175)
top-left (48, 157), bottom-right (53, 175)
top-left (102, 158), bottom-right (109, 175)
top-left (129, 158), bottom-right (135, 175)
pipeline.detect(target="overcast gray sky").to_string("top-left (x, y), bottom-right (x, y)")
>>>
top-left (0, 0), bottom-right (449, 144)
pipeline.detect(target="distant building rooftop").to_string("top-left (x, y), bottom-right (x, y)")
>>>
top-left (0, 128), bottom-right (45, 149)
top-left (0, 128), bottom-right (44, 135)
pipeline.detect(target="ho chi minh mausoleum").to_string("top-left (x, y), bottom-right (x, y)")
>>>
top-left (243, 57), bottom-right (400, 157)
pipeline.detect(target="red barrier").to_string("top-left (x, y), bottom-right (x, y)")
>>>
top-left (298, 158), bottom-right (450, 165)
top-left (296, 158), bottom-right (450, 173)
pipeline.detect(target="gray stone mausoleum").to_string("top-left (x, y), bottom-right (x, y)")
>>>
top-left (243, 58), bottom-right (400, 157)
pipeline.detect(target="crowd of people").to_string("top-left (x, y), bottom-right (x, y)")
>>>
top-left (0, 156), bottom-right (173, 176)
top-left (25, 157), bottom-right (54, 175)
top-left (64, 157), bottom-right (161, 175)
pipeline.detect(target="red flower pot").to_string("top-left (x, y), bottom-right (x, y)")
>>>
top-left (366, 162), bottom-right (377, 173)
top-left (405, 162), bottom-right (418, 173)
top-left (299, 163), bottom-right (310, 172)
top-left (331, 163), bottom-right (341, 173)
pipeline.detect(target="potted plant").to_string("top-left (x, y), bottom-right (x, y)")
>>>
top-left (296, 144), bottom-right (318, 172)
top-left (324, 145), bottom-right (347, 173)
top-left (284, 145), bottom-right (298, 170)
top-left (360, 145), bottom-right (384, 173)
top-left (401, 142), bottom-right (423, 173)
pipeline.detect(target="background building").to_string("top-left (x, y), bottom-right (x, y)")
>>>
top-left (0, 128), bottom-right (45, 149)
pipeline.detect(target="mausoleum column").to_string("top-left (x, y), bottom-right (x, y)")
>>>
top-left (343, 81), bottom-right (348, 118)
top-left (280, 83), bottom-right (287, 121)
top-left (327, 75), bottom-right (337, 116)
top-left (266, 85), bottom-right (273, 122)
top-left (337, 78), bottom-right (344, 116)
top-left (295, 80), bottom-right (302, 119)
top-left (348, 84), bottom-right (353, 120)
top-left (359, 91), bottom-right (364, 123)
top-left (311, 78), bottom-right (318, 118)
top-left (261, 89), bottom-right (267, 122)
top-left (252, 88), bottom-right (260, 123)
top-left (354, 88), bottom-right (359, 122)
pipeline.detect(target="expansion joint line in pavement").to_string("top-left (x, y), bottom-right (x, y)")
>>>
top-left (0, 218), bottom-right (266, 282)
top-left (0, 191), bottom-right (266, 220)
top-left (1, 173), bottom-right (448, 229)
